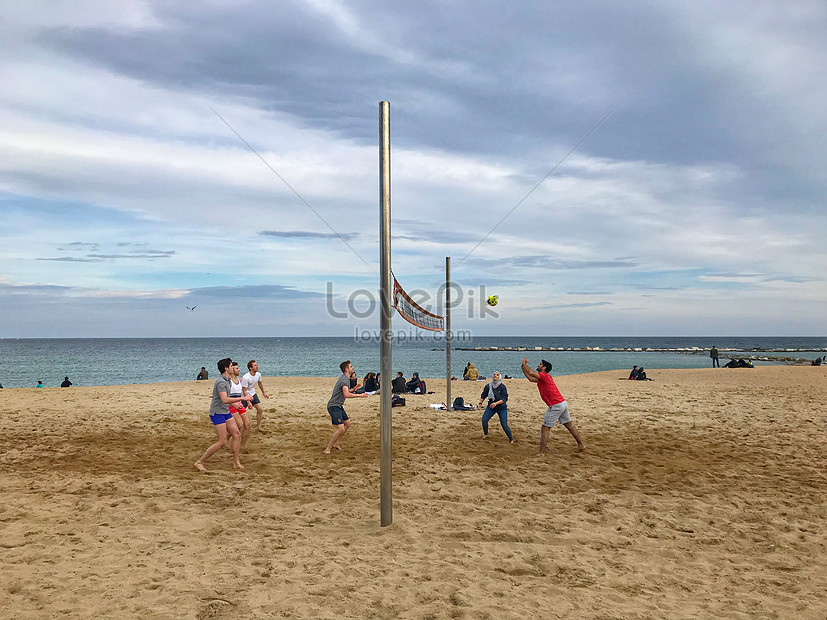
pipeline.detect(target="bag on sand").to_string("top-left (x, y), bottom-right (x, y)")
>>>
top-left (391, 394), bottom-right (406, 407)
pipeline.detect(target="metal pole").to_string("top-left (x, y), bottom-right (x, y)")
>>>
top-left (379, 101), bottom-right (393, 527)
top-left (446, 257), bottom-right (451, 410)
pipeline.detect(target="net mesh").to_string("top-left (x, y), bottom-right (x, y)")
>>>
top-left (393, 278), bottom-right (444, 331)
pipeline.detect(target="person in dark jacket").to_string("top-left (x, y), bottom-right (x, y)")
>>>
top-left (60, 376), bottom-right (73, 387)
top-left (406, 372), bottom-right (426, 393)
top-left (392, 372), bottom-right (406, 393)
top-left (363, 372), bottom-right (379, 393)
top-left (478, 371), bottom-right (513, 442)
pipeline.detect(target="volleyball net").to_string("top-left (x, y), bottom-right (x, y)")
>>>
top-left (393, 277), bottom-right (444, 332)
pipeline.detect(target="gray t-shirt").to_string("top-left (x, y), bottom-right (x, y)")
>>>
top-left (327, 374), bottom-right (350, 408)
top-left (210, 375), bottom-right (232, 416)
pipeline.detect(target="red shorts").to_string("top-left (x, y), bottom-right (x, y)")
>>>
top-left (229, 404), bottom-right (247, 415)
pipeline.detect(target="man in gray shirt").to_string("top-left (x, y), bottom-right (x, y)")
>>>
top-left (325, 360), bottom-right (368, 454)
top-left (195, 357), bottom-right (253, 472)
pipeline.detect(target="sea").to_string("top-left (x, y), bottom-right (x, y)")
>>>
top-left (1, 336), bottom-right (825, 389)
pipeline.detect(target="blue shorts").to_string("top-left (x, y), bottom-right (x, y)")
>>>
top-left (328, 406), bottom-right (349, 425)
top-left (249, 393), bottom-right (261, 406)
top-left (210, 412), bottom-right (233, 425)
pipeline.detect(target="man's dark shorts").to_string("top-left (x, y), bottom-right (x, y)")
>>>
top-left (327, 405), bottom-right (349, 425)
top-left (249, 393), bottom-right (261, 407)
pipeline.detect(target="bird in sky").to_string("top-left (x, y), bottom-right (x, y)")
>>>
top-left (186, 306), bottom-right (196, 311)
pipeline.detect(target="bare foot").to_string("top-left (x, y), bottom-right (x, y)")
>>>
top-left (482, 435), bottom-right (489, 440)
top-left (332, 444), bottom-right (342, 450)
top-left (575, 444), bottom-right (586, 453)
top-left (510, 439), bottom-right (517, 444)
top-left (194, 462), bottom-right (207, 472)
top-left (233, 463), bottom-right (245, 470)
top-left (323, 448), bottom-right (332, 454)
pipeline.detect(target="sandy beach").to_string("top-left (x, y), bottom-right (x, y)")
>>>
top-left (1, 365), bottom-right (825, 619)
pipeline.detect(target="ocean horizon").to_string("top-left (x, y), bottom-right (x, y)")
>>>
top-left (1, 335), bottom-right (825, 389)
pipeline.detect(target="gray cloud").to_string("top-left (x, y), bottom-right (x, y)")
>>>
top-left (61, 242), bottom-right (100, 251)
top-left (186, 284), bottom-right (325, 300)
top-left (471, 255), bottom-right (638, 270)
top-left (37, 256), bottom-right (103, 263)
top-left (519, 301), bottom-right (613, 311)
top-left (86, 253), bottom-right (174, 260)
top-left (260, 230), bottom-right (358, 241)
top-left (567, 291), bottom-right (612, 295)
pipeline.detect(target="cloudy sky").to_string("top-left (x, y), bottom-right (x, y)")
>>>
top-left (1, 0), bottom-right (825, 337)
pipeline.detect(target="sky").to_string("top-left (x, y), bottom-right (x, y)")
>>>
top-left (1, 0), bottom-right (825, 338)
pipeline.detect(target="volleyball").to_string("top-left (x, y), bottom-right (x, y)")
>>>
top-left (486, 295), bottom-right (499, 307)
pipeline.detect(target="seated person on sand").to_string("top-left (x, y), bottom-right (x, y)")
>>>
top-left (635, 367), bottom-right (653, 380)
top-left (628, 365), bottom-right (640, 380)
top-left (462, 362), bottom-right (471, 380)
top-left (406, 372), bottom-right (426, 394)
top-left (197, 367), bottom-right (209, 380)
top-left (363, 372), bottom-right (379, 394)
top-left (60, 376), bottom-right (72, 387)
top-left (465, 363), bottom-right (479, 381)
top-left (349, 369), bottom-right (365, 394)
top-left (392, 371), bottom-right (406, 393)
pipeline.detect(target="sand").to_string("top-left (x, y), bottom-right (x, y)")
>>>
top-left (1, 366), bottom-right (826, 619)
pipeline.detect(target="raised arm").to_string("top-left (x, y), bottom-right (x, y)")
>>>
top-left (521, 358), bottom-right (539, 383)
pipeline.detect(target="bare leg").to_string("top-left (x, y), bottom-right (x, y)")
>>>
top-left (239, 411), bottom-right (252, 449)
top-left (226, 417), bottom-right (243, 469)
top-left (332, 419), bottom-right (351, 449)
top-left (195, 423), bottom-right (229, 471)
top-left (539, 425), bottom-right (551, 454)
top-left (325, 423), bottom-right (347, 454)
top-left (254, 403), bottom-right (266, 432)
top-left (563, 421), bottom-right (585, 452)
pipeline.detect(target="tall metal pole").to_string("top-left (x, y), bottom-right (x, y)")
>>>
top-left (379, 101), bottom-right (393, 527)
top-left (445, 257), bottom-right (451, 410)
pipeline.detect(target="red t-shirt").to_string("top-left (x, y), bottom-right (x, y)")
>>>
top-left (536, 372), bottom-right (564, 406)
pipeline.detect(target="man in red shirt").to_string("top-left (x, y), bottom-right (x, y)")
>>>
top-left (521, 358), bottom-right (585, 454)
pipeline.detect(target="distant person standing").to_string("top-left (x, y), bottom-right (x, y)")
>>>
top-left (241, 360), bottom-right (270, 434)
top-left (325, 360), bottom-right (368, 454)
top-left (36, 380), bottom-right (44, 388)
top-left (196, 367), bottom-right (209, 380)
top-left (710, 346), bottom-right (720, 368)
top-left (520, 358), bottom-right (584, 454)
top-left (60, 377), bottom-right (72, 387)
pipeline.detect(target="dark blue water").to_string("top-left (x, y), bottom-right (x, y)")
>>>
top-left (0, 336), bottom-right (824, 388)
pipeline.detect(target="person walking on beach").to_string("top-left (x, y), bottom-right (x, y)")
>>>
top-left (325, 360), bottom-right (368, 454)
top-left (520, 358), bottom-right (584, 454)
top-left (227, 361), bottom-right (252, 450)
top-left (241, 360), bottom-right (270, 433)
top-left (710, 346), bottom-right (720, 368)
top-left (478, 371), bottom-right (514, 443)
top-left (195, 358), bottom-right (253, 472)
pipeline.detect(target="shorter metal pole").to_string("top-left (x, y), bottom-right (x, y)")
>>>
top-left (446, 256), bottom-right (451, 410)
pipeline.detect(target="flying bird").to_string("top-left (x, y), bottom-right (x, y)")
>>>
top-left (186, 306), bottom-right (197, 311)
